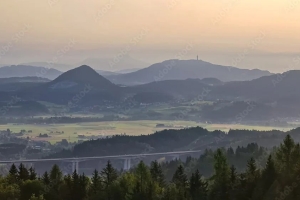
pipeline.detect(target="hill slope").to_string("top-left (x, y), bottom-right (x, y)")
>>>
top-left (212, 70), bottom-right (300, 101)
top-left (106, 59), bottom-right (272, 85)
top-left (131, 79), bottom-right (211, 99)
top-left (22, 65), bottom-right (121, 105)
top-left (0, 77), bottom-right (50, 91)
top-left (0, 77), bottom-right (50, 83)
top-left (46, 65), bottom-right (117, 92)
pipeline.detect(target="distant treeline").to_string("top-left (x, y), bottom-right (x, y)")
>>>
top-left (0, 116), bottom-right (124, 124)
top-left (48, 127), bottom-right (300, 159)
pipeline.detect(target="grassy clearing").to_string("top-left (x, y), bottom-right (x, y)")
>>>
top-left (0, 121), bottom-right (294, 144)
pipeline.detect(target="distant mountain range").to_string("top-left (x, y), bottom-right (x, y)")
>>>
top-left (3, 60), bottom-right (297, 106)
top-left (76, 56), bottom-right (148, 71)
top-left (1, 63), bottom-right (300, 120)
top-left (1, 60), bottom-right (272, 86)
top-left (20, 55), bottom-right (147, 72)
top-left (0, 65), bottom-right (140, 80)
top-left (0, 65), bottom-right (62, 80)
top-left (106, 59), bottom-right (272, 85)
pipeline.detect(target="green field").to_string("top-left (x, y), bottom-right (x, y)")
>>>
top-left (0, 121), bottom-right (294, 144)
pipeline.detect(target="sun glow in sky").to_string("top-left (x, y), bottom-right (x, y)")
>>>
top-left (0, 0), bottom-right (299, 71)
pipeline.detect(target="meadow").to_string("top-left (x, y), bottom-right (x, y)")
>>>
top-left (0, 120), bottom-right (294, 144)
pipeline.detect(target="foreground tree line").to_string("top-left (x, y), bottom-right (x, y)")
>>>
top-left (1, 135), bottom-right (300, 200)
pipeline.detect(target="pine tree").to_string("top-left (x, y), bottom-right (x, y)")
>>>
top-left (78, 174), bottom-right (88, 200)
top-left (229, 165), bottom-right (238, 200)
top-left (8, 163), bottom-right (18, 184)
top-left (29, 167), bottom-right (37, 180)
top-left (150, 160), bottom-right (165, 187)
top-left (48, 164), bottom-right (63, 200)
top-left (230, 165), bottom-right (237, 185)
top-left (262, 155), bottom-right (276, 188)
top-left (243, 157), bottom-right (260, 199)
top-left (189, 169), bottom-right (208, 200)
top-left (133, 161), bottom-right (152, 199)
top-left (90, 169), bottom-right (101, 195)
top-left (209, 149), bottom-right (230, 200)
top-left (246, 157), bottom-right (258, 178)
top-left (260, 155), bottom-right (278, 199)
top-left (162, 183), bottom-right (177, 200)
top-left (276, 134), bottom-right (296, 180)
top-left (62, 174), bottom-right (72, 200)
top-left (101, 161), bottom-right (118, 200)
top-left (9, 164), bottom-right (18, 176)
top-left (41, 171), bottom-right (51, 200)
top-left (41, 172), bottom-right (50, 185)
top-left (172, 165), bottom-right (188, 188)
top-left (49, 164), bottom-right (62, 183)
top-left (17, 163), bottom-right (29, 181)
top-left (172, 165), bottom-right (188, 199)
top-left (71, 170), bottom-right (80, 200)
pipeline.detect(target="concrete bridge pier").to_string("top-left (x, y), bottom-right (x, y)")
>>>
top-left (72, 160), bottom-right (79, 173)
top-left (123, 158), bottom-right (131, 171)
top-left (172, 154), bottom-right (180, 161)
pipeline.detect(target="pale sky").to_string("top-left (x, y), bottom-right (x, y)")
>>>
top-left (0, 0), bottom-right (300, 72)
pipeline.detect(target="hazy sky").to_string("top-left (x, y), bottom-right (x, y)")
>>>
top-left (0, 0), bottom-right (300, 72)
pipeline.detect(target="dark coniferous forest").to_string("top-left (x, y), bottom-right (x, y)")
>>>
top-left (1, 135), bottom-right (299, 200)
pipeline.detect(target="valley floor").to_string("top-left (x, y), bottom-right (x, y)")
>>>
top-left (0, 120), bottom-right (294, 144)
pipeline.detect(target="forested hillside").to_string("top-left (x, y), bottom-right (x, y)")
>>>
top-left (0, 135), bottom-right (300, 200)
top-left (48, 127), bottom-right (300, 159)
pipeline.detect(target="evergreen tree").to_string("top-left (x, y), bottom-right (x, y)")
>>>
top-left (244, 157), bottom-right (260, 199)
top-left (29, 167), bottom-right (37, 180)
top-left (276, 134), bottom-right (296, 180)
top-left (41, 172), bottom-right (51, 200)
top-left (150, 160), bottom-right (165, 187)
top-left (20, 180), bottom-right (44, 200)
top-left (78, 174), bottom-right (88, 200)
top-left (48, 164), bottom-right (63, 200)
top-left (61, 174), bottom-right (72, 200)
top-left (9, 164), bottom-right (18, 176)
top-left (89, 169), bottom-right (102, 199)
top-left (209, 149), bottom-right (230, 200)
top-left (258, 155), bottom-right (278, 200)
top-left (229, 165), bottom-right (237, 185)
top-left (229, 165), bottom-right (239, 200)
top-left (246, 157), bottom-right (259, 178)
top-left (41, 172), bottom-right (50, 185)
top-left (18, 163), bottom-right (29, 181)
top-left (172, 165), bottom-right (188, 200)
top-left (71, 170), bottom-right (80, 200)
top-left (132, 161), bottom-right (152, 200)
top-left (8, 164), bottom-right (18, 184)
top-left (189, 169), bottom-right (208, 200)
top-left (162, 183), bottom-right (177, 200)
top-left (101, 161), bottom-right (118, 200)
top-left (49, 164), bottom-right (63, 183)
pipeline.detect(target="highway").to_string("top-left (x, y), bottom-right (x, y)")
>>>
top-left (0, 150), bottom-right (202, 164)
